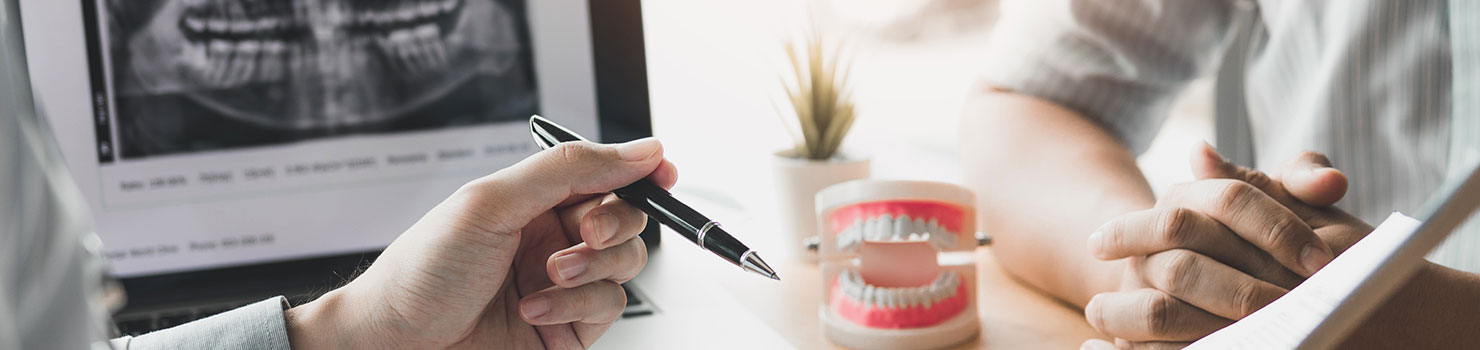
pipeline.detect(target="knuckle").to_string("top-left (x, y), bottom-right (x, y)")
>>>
top-left (1241, 170), bottom-right (1275, 191)
top-left (1100, 220), bottom-right (1126, 252)
top-left (1208, 180), bottom-right (1254, 215)
top-left (1145, 292), bottom-right (1180, 338)
top-left (1230, 281), bottom-right (1266, 318)
top-left (1153, 208), bottom-right (1195, 246)
top-left (1261, 262), bottom-right (1304, 289)
top-left (552, 141), bottom-right (600, 165)
top-left (1156, 250), bottom-right (1199, 293)
top-left (1261, 215), bottom-right (1300, 248)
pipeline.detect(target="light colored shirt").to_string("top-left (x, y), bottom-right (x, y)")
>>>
top-left (982, 0), bottom-right (1480, 272)
top-left (108, 298), bottom-right (292, 350)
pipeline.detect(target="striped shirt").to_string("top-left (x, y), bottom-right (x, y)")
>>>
top-left (982, 0), bottom-right (1480, 272)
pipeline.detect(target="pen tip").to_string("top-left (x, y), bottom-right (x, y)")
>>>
top-left (741, 251), bottom-right (780, 281)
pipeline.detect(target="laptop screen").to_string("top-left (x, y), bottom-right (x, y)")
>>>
top-left (22, 0), bottom-right (607, 277)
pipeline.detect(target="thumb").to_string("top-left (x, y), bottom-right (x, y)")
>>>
top-left (459, 138), bottom-right (667, 234)
top-left (1274, 151), bottom-right (1348, 207)
top-left (1190, 141), bottom-right (1277, 193)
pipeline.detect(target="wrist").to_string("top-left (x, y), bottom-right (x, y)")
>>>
top-left (287, 288), bottom-right (367, 349)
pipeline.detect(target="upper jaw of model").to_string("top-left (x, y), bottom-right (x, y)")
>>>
top-left (835, 213), bottom-right (960, 252)
top-left (832, 200), bottom-right (965, 252)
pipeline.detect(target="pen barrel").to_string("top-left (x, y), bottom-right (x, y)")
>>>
top-left (614, 180), bottom-right (746, 265)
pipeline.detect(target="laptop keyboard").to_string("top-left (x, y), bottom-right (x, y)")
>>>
top-left (113, 302), bottom-right (244, 337)
top-left (620, 286), bottom-right (655, 318)
top-left (114, 284), bottom-right (654, 336)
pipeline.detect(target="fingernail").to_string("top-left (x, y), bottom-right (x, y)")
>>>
top-left (521, 297), bottom-right (550, 319)
top-left (594, 213), bottom-right (619, 245)
top-left (555, 253), bottom-right (588, 281)
top-left (1086, 231), bottom-right (1105, 259)
top-left (1300, 243), bottom-right (1334, 276)
top-left (616, 138), bottom-right (661, 161)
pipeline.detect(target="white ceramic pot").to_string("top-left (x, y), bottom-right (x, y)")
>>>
top-left (771, 149), bottom-right (870, 262)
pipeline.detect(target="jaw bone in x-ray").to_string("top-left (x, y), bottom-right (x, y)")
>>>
top-left (118, 0), bottom-right (525, 130)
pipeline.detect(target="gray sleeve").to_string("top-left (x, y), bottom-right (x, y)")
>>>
top-left (110, 297), bottom-right (293, 350)
top-left (981, 0), bottom-right (1238, 153)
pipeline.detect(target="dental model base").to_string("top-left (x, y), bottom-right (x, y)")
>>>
top-left (815, 180), bottom-right (980, 349)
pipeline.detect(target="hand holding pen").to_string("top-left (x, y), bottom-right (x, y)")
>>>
top-left (530, 115), bottom-right (780, 280)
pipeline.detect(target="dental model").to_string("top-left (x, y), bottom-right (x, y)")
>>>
top-left (816, 180), bottom-right (979, 349)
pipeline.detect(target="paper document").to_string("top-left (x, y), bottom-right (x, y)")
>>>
top-left (1188, 212), bottom-right (1422, 349)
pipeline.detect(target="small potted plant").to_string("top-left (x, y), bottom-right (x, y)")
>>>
top-left (772, 28), bottom-right (869, 261)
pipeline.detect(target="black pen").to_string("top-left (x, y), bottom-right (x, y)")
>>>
top-left (529, 115), bottom-right (780, 280)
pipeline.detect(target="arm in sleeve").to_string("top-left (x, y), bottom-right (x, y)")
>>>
top-left (981, 0), bottom-right (1238, 153)
top-left (109, 297), bottom-right (293, 350)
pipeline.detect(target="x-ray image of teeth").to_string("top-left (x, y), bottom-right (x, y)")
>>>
top-left (98, 0), bottom-right (537, 159)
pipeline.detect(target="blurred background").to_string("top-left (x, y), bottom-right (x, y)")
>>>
top-left (643, 0), bottom-right (1214, 212)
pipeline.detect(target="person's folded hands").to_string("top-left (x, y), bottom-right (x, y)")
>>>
top-left (1080, 143), bottom-right (1375, 349)
top-left (285, 138), bottom-right (677, 349)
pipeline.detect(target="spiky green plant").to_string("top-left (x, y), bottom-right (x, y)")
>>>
top-left (776, 29), bottom-right (856, 160)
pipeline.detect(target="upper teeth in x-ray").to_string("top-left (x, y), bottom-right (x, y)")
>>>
top-left (124, 0), bottom-right (525, 130)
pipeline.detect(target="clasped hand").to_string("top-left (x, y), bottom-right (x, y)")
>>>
top-left (1082, 144), bottom-right (1376, 349)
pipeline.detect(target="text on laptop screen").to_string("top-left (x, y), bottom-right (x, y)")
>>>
top-left (21, 0), bottom-right (603, 277)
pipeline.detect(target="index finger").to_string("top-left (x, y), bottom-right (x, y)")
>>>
top-left (1160, 179), bottom-right (1334, 277)
top-left (457, 139), bottom-right (667, 235)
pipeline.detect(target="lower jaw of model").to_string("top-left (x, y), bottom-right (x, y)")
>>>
top-left (827, 200), bottom-right (970, 329)
top-left (127, 0), bottom-right (522, 130)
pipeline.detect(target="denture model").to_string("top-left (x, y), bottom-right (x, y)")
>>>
top-left (815, 180), bottom-right (980, 349)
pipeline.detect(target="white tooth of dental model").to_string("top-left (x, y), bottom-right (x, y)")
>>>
top-left (817, 180), bottom-right (980, 349)
top-left (894, 216), bottom-right (911, 240)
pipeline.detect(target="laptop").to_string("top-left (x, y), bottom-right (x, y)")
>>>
top-left (13, 0), bottom-right (663, 335)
